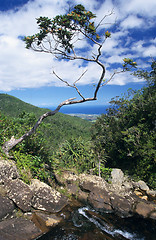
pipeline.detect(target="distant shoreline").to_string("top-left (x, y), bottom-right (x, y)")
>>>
top-left (67, 113), bottom-right (100, 121)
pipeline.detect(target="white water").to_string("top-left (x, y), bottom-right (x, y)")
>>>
top-left (78, 207), bottom-right (145, 240)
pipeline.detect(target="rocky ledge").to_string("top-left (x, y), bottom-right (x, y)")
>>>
top-left (55, 169), bottom-right (156, 219)
top-left (0, 159), bottom-right (156, 240)
top-left (0, 160), bottom-right (68, 240)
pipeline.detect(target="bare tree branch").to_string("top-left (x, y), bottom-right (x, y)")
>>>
top-left (95, 9), bottom-right (114, 30)
top-left (53, 70), bottom-right (87, 100)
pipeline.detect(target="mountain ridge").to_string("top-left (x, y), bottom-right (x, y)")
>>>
top-left (0, 93), bottom-right (91, 150)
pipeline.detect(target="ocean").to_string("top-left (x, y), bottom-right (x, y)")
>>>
top-left (48, 105), bottom-right (109, 115)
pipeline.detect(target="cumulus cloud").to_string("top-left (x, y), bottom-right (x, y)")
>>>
top-left (120, 15), bottom-right (143, 29)
top-left (121, 0), bottom-right (156, 17)
top-left (0, 0), bottom-right (155, 91)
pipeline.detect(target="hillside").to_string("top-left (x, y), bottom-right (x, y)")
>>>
top-left (0, 94), bottom-right (91, 150)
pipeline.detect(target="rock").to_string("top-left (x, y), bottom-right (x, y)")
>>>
top-left (0, 185), bottom-right (7, 197)
top-left (88, 188), bottom-right (112, 212)
top-left (30, 179), bottom-right (68, 213)
top-left (111, 168), bottom-right (124, 185)
top-left (67, 183), bottom-right (79, 195)
top-left (55, 171), bottom-right (79, 185)
top-left (0, 160), bottom-right (19, 183)
top-left (78, 189), bottom-right (89, 203)
top-left (150, 211), bottom-right (156, 220)
top-left (79, 173), bottom-right (109, 192)
top-left (137, 180), bottom-right (149, 191)
top-left (56, 171), bottom-right (156, 220)
top-left (4, 179), bottom-right (33, 212)
top-left (80, 180), bottom-right (95, 192)
top-left (135, 201), bottom-right (156, 218)
top-left (31, 212), bottom-right (62, 233)
top-left (134, 190), bottom-right (143, 197)
top-left (122, 180), bottom-right (133, 191)
top-left (141, 196), bottom-right (148, 201)
top-left (110, 194), bottom-right (132, 217)
top-left (0, 195), bottom-right (15, 220)
top-left (146, 190), bottom-right (156, 201)
top-left (147, 190), bottom-right (156, 197)
top-left (46, 216), bottom-right (62, 227)
top-left (109, 169), bottom-right (133, 197)
top-left (0, 217), bottom-right (42, 240)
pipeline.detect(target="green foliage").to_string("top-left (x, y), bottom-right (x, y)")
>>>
top-left (0, 96), bottom-right (92, 183)
top-left (13, 151), bottom-right (33, 183)
top-left (0, 110), bottom-right (54, 183)
top-left (52, 137), bottom-right (95, 173)
top-left (123, 58), bottom-right (137, 71)
top-left (13, 151), bottom-right (52, 184)
top-left (91, 61), bottom-right (156, 188)
top-left (0, 94), bottom-right (91, 152)
top-left (93, 167), bottom-right (112, 182)
top-left (24, 4), bottom-right (99, 53)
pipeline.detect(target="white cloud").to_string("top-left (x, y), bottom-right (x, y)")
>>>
top-left (0, 0), bottom-right (155, 91)
top-left (107, 71), bottom-right (144, 86)
top-left (131, 40), bottom-right (156, 59)
top-left (120, 15), bottom-right (143, 29)
top-left (143, 45), bottom-right (156, 57)
top-left (121, 0), bottom-right (156, 17)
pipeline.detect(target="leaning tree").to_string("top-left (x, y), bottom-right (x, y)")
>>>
top-left (2, 4), bottom-right (136, 155)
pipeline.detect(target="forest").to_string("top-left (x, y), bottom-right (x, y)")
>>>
top-left (0, 61), bottom-right (155, 189)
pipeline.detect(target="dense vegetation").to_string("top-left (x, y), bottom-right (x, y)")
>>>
top-left (0, 62), bottom-right (155, 189)
top-left (0, 94), bottom-right (91, 152)
top-left (91, 61), bottom-right (156, 188)
top-left (0, 95), bottom-right (91, 183)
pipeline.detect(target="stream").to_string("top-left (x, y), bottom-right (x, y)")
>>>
top-left (37, 204), bottom-right (156, 240)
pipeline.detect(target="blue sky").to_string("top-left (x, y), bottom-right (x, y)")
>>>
top-left (0, 0), bottom-right (156, 109)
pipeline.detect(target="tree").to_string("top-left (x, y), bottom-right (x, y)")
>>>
top-left (91, 60), bottom-right (156, 188)
top-left (2, 4), bottom-right (136, 155)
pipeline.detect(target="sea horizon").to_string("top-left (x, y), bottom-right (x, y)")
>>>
top-left (43, 105), bottom-right (110, 115)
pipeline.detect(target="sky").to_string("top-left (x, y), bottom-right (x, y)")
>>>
top-left (0, 0), bottom-right (156, 109)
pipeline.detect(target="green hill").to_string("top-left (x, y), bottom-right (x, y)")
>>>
top-left (0, 93), bottom-right (51, 117)
top-left (0, 93), bottom-right (91, 151)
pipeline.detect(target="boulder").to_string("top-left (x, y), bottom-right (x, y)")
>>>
top-left (88, 188), bottom-right (112, 212)
top-left (110, 194), bottom-right (132, 217)
top-left (135, 201), bottom-right (156, 218)
top-left (4, 179), bottom-right (33, 212)
top-left (0, 195), bottom-right (15, 220)
top-left (108, 169), bottom-right (134, 197)
top-left (137, 180), bottom-right (149, 191)
top-left (31, 212), bottom-right (62, 233)
top-left (111, 168), bottom-right (124, 185)
top-left (30, 179), bottom-right (68, 213)
top-left (146, 190), bottom-right (156, 202)
top-left (0, 217), bottom-right (42, 240)
top-left (79, 173), bottom-right (109, 192)
top-left (147, 190), bottom-right (156, 198)
top-left (0, 160), bottom-right (19, 183)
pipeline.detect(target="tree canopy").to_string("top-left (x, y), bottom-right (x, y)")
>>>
top-left (91, 60), bottom-right (156, 188)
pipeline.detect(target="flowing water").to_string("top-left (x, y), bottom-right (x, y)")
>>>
top-left (38, 204), bottom-right (156, 240)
